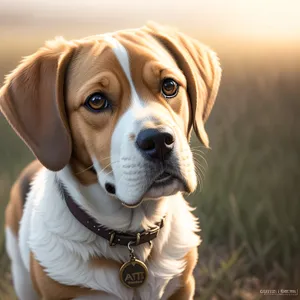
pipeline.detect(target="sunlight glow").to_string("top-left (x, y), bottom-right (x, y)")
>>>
top-left (0, 0), bottom-right (299, 40)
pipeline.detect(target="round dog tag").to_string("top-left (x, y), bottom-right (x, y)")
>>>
top-left (119, 258), bottom-right (148, 288)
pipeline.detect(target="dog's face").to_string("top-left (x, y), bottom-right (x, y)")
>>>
top-left (0, 23), bottom-right (221, 207)
top-left (67, 34), bottom-right (198, 206)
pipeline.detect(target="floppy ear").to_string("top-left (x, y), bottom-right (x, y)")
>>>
top-left (145, 23), bottom-right (222, 147)
top-left (0, 38), bottom-right (75, 171)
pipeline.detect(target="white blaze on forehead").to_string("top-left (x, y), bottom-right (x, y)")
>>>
top-left (104, 35), bottom-right (143, 107)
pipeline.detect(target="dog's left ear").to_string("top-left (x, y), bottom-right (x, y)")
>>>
top-left (0, 38), bottom-right (75, 171)
top-left (145, 23), bottom-right (222, 147)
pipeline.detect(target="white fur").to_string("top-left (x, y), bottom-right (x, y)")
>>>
top-left (5, 227), bottom-right (39, 300)
top-left (17, 167), bottom-right (200, 300)
top-left (104, 35), bottom-right (143, 108)
top-left (19, 182), bottom-right (37, 271)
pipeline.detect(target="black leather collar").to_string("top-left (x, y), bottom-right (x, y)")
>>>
top-left (58, 181), bottom-right (165, 247)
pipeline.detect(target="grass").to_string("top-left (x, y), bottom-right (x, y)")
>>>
top-left (0, 36), bottom-right (299, 299)
top-left (191, 52), bottom-right (300, 298)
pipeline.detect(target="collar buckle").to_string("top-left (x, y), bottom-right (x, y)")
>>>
top-left (109, 231), bottom-right (116, 247)
top-left (135, 232), bottom-right (141, 246)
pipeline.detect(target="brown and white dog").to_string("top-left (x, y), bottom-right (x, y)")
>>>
top-left (0, 23), bottom-right (221, 300)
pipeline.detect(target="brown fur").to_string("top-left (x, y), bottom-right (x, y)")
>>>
top-left (115, 32), bottom-right (191, 136)
top-left (5, 160), bottom-right (42, 235)
top-left (30, 253), bottom-right (112, 300)
top-left (0, 43), bottom-right (74, 171)
top-left (168, 247), bottom-right (198, 300)
top-left (145, 22), bottom-right (222, 145)
top-left (66, 45), bottom-right (132, 185)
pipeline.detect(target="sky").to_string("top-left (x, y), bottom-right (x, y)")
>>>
top-left (0, 0), bottom-right (299, 42)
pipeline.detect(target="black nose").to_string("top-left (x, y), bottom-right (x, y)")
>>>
top-left (136, 128), bottom-right (175, 160)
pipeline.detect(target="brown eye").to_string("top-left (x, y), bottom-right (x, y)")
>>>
top-left (161, 78), bottom-right (179, 98)
top-left (84, 93), bottom-right (110, 112)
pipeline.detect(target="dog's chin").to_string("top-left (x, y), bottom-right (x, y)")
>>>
top-left (120, 174), bottom-right (188, 208)
top-left (144, 176), bottom-right (185, 199)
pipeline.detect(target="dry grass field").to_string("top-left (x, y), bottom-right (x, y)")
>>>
top-left (0, 28), bottom-right (299, 299)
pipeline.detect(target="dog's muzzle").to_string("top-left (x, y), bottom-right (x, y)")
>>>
top-left (102, 126), bottom-right (190, 208)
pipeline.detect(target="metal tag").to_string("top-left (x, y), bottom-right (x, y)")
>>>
top-left (119, 258), bottom-right (148, 288)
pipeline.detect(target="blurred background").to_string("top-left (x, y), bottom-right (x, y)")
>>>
top-left (0, 0), bottom-right (299, 299)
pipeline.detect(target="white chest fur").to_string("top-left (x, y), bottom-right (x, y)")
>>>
top-left (19, 167), bottom-right (200, 300)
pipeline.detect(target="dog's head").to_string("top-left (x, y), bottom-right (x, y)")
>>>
top-left (0, 23), bottom-right (221, 207)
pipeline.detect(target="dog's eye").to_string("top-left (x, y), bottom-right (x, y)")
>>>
top-left (84, 93), bottom-right (110, 112)
top-left (161, 78), bottom-right (179, 98)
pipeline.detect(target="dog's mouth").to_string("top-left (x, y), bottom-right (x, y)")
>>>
top-left (146, 171), bottom-right (187, 195)
top-left (153, 171), bottom-right (173, 183)
top-left (116, 171), bottom-right (189, 208)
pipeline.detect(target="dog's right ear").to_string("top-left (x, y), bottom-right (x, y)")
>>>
top-left (0, 38), bottom-right (75, 171)
top-left (145, 22), bottom-right (222, 148)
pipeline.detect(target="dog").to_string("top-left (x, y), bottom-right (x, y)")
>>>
top-left (0, 22), bottom-right (221, 300)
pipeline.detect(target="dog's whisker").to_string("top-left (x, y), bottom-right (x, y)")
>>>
top-left (194, 166), bottom-right (203, 190)
top-left (75, 164), bottom-right (94, 175)
top-left (191, 151), bottom-right (208, 168)
top-left (191, 147), bottom-right (206, 152)
top-left (100, 155), bottom-right (114, 162)
top-left (75, 160), bottom-right (120, 175)
top-left (193, 157), bottom-right (206, 190)
top-left (194, 169), bottom-right (202, 190)
top-left (195, 162), bottom-right (205, 179)
top-left (191, 150), bottom-right (206, 157)
top-left (94, 160), bottom-right (120, 177)
top-left (190, 144), bottom-right (209, 150)
top-left (191, 146), bottom-right (206, 152)
top-left (195, 160), bottom-right (207, 175)
top-left (194, 157), bottom-right (206, 177)
top-left (105, 169), bottom-right (114, 176)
